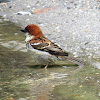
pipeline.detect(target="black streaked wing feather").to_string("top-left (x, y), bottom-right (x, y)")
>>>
top-left (31, 42), bottom-right (49, 49)
top-left (31, 42), bottom-right (68, 56)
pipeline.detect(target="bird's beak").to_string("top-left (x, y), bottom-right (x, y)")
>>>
top-left (20, 29), bottom-right (27, 33)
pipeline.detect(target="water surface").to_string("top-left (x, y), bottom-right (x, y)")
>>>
top-left (0, 18), bottom-right (100, 100)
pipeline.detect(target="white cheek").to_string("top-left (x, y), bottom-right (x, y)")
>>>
top-left (25, 33), bottom-right (34, 42)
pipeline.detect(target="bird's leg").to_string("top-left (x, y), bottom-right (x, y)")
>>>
top-left (26, 42), bottom-right (29, 49)
top-left (44, 64), bottom-right (48, 69)
top-left (44, 62), bottom-right (50, 69)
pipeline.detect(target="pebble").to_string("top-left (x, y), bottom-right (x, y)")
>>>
top-left (15, 11), bottom-right (32, 15)
top-left (93, 62), bottom-right (100, 69)
top-left (18, 98), bottom-right (27, 100)
top-left (98, 92), bottom-right (100, 96)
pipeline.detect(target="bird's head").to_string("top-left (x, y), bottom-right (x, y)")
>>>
top-left (21, 24), bottom-right (43, 37)
top-left (21, 24), bottom-right (44, 42)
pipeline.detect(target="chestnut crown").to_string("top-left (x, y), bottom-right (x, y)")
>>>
top-left (21, 24), bottom-right (43, 37)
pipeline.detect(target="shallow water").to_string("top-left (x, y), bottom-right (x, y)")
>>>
top-left (0, 18), bottom-right (100, 100)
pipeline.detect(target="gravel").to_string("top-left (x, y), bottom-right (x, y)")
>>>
top-left (0, 0), bottom-right (100, 60)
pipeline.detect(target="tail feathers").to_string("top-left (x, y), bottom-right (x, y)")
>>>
top-left (61, 56), bottom-right (85, 68)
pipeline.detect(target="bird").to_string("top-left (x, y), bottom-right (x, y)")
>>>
top-left (21, 24), bottom-right (84, 68)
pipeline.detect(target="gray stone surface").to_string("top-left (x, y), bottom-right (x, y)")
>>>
top-left (0, 0), bottom-right (100, 60)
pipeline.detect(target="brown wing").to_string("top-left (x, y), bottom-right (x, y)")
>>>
top-left (31, 41), bottom-right (68, 56)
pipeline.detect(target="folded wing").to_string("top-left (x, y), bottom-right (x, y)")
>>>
top-left (30, 42), bottom-right (68, 56)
